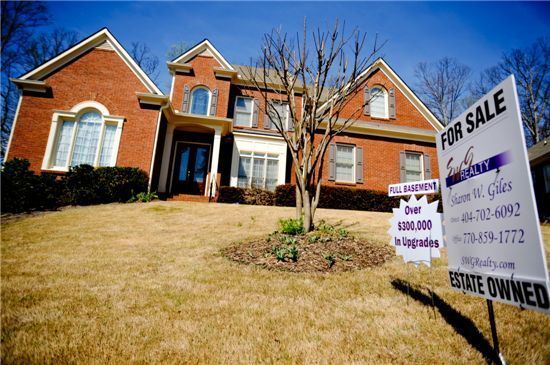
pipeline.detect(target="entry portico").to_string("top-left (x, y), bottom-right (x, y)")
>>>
top-left (157, 107), bottom-right (232, 197)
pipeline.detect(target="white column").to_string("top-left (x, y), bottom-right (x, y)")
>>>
top-left (158, 123), bottom-right (175, 193)
top-left (207, 126), bottom-right (222, 196)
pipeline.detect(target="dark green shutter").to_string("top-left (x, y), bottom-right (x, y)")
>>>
top-left (356, 146), bottom-right (363, 183)
top-left (210, 89), bottom-right (218, 116)
top-left (389, 88), bottom-right (396, 119)
top-left (423, 154), bottom-right (431, 179)
top-left (400, 151), bottom-right (406, 182)
top-left (252, 99), bottom-right (259, 127)
top-left (363, 86), bottom-right (370, 115)
top-left (328, 144), bottom-right (336, 181)
top-left (182, 85), bottom-right (190, 113)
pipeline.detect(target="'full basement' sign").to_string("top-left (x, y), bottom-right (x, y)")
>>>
top-left (436, 75), bottom-right (550, 314)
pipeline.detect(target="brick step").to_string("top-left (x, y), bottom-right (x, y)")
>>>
top-left (168, 194), bottom-right (214, 202)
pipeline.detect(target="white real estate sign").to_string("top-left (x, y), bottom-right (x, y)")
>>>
top-left (387, 195), bottom-right (443, 267)
top-left (436, 75), bottom-right (549, 314)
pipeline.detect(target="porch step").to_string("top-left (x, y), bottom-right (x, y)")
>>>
top-left (168, 194), bottom-right (214, 203)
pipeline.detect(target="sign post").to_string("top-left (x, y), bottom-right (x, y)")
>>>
top-left (436, 75), bottom-right (550, 363)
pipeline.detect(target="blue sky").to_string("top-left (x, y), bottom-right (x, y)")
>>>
top-left (45, 1), bottom-right (549, 93)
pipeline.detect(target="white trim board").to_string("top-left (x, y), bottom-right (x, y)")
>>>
top-left (171, 39), bottom-right (234, 71)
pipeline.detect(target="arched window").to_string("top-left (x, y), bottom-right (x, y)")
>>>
top-left (370, 86), bottom-right (388, 118)
top-left (190, 87), bottom-right (211, 115)
top-left (45, 101), bottom-right (124, 171)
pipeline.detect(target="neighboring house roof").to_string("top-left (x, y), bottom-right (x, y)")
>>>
top-left (16, 28), bottom-right (163, 95)
top-left (528, 139), bottom-right (550, 166)
top-left (171, 39), bottom-right (234, 71)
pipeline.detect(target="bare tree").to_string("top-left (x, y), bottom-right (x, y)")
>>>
top-left (414, 57), bottom-right (471, 126)
top-left (23, 28), bottom-right (78, 69)
top-left (1, 1), bottom-right (49, 158)
top-left (130, 42), bottom-right (160, 82)
top-left (241, 20), bottom-right (383, 232)
top-left (166, 41), bottom-right (189, 61)
top-left (472, 38), bottom-right (549, 146)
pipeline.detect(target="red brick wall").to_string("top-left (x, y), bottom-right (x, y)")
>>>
top-left (7, 48), bottom-right (160, 175)
top-left (339, 68), bottom-right (436, 130)
top-left (171, 55), bottom-right (231, 118)
top-left (290, 133), bottom-right (439, 192)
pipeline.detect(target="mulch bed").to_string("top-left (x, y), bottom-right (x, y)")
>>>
top-left (222, 234), bottom-right (395, 273)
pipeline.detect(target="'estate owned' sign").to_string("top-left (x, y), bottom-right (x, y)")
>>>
top-left (436, 75), bottom-right (550, 314)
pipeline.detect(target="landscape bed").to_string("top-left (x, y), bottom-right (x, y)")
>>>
top-left (1, 201), bottom-right (549, 364)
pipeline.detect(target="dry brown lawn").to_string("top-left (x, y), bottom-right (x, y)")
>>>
top-left (1, 201), bottom-right (549, 364)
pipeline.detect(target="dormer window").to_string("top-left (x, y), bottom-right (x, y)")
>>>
top-left (370, 86), bottom-right (388, 118)
top-left (190, 87), bottom-right (211, 115)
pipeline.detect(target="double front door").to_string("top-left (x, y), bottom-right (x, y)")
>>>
top-left (172, 142), bottom-right (211, 195)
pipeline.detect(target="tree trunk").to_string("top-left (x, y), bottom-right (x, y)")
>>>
top-left (295, 184), bottom-right (303, 219)
top-left (302, 188), bottom-right (313, 232)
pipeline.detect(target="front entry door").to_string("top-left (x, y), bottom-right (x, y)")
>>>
top-left (172, 143), bottom-right (210, 195)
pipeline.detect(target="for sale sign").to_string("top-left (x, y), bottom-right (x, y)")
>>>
top-left (436, 75), bottom-right (550, 313)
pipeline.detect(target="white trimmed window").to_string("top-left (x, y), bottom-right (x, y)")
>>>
top-left (405, 152), bottom-right (424, 182)
top-left (335, 144), bottom-right (355, 182)
top-left (234, 96), bottom-right (253, 126)
top-left (370, 86), bottom-right (388, 118)
top-left (268, 102), bottom-right (289, 130)
top-left (237, 152), bottom-right (279, 191)
top-left (190, 87), bottom-right (211, 115)
top-left (42, 102), bottom-right (124, 171)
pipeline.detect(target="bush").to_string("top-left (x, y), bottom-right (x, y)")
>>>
top-left (217, 186), bottom-right (245, 204)
top-left (1, 158), bottom-right (63, 213)
top-left (217, 186), bottom-right (275, 206)
top-left (279, 217), bottom-right (304, 235)
top-left (128, 191), bottom-right (159, 203)
top-left (65, 165), bottom-right (148, 205)
top-left (275, 184), bottom-right (400, 212)
top-left (1, 159), bottom-right (150, 213)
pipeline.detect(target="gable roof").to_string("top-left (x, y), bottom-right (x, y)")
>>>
top-left (171, 39), bottom-right (234, 71)
top-left (319, 58), bottom-right (444, 132)
top-left (18, 28), bottom-right (163, 95)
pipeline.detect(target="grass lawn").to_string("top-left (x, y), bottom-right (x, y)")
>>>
top-left (2, 201), bottom-right (549, 364)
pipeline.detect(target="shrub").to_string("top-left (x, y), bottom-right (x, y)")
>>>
top-left (217, 186), bottom-right (275, 206)
top-left (1, 158), bottom-right (63, 213)
top-left (279, 217), bottom-right (304, 235)
top-left (217, 186), bottom-right (246, 204)
top-left (243, 188), bottom-right (275, 206)
top-left (1, 159), bottom-right (150, 213)
top-left (128, 191), bottom-right (159, 203)
top-left (275, 184), bottom-right (401, 213)
top-left (65, 165), bottom-right (148, 205)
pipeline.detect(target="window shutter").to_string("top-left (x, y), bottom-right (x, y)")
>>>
top-left (400, 151), bottom-right (406, 182)
top-left (389, 88), bottom-right (396, 119)
top-left (264, 111), bottom-right (271, 129)
top-left (423, 154), bottom-right (431, 179)
top-left (252, 99), bottom-right (259, 127)
top-left (363, 86), bottom-right (370, 115)
top-left (210, 89), bottom-right (218, 116)
top-left (182, 85), bottom-right (190, 113)
top-left (355, 146), bottom-right (363, 183)
top-left (328, 144), bottom-right (336, 181)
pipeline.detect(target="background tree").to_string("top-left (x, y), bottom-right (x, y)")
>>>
top-left (23, 28), bottom-right (78, 69)
top-left (414, 57), bottom-right (471, 126)
top-left (166, 41), bottom-right (189, 61)
top-left (242, 20), bottom-right (383, 232)
top-left (130, 41), bottom-right (160, 82)
top-left (1, 1), bottom-right (49, 158)
top-left (472, 38), bottom-right (549, 146)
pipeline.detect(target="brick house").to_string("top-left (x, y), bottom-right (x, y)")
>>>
top-left (6, 28), bottom-right (443, 200)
